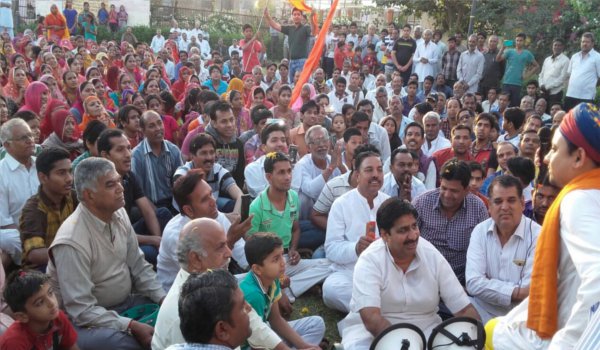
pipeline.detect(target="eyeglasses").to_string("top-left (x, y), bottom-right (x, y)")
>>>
top-left (309, 138), bottom-right (329, 146)
top-left (11, 133), bottom-right (34, 142)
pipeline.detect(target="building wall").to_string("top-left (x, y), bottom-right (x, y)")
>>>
top-left (32, 0), bottom-right (150, 26)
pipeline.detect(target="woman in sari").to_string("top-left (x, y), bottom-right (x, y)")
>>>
top-left (41, 52), bottom-right (64, 89)
top-left (67, 57), bottom-right (86, 85)
top-left (62, 70), bottom-right (79, 106)
top-left (291, 83), bottom-right (316, 112)
top-left (39, 73), bottom-right (67, 104)
top-left (138, 68), bottom-right (169, 93)
top-left (108, 73), bottom-right (134, 109)
top-left (18, 82), bottom-right (50, 118)
top-left (4, 67), bottom-right (29, 106)
top-left (70, 81), bottom-right (97, 124)
top-left (44, 4), bottom-right (69, 42)
top-left (242, 74), bottom-right (254, 108)
top-left (80, 95), bottom-right (115, 131)
top-left (141, 78), bottom-right (161, 98)
top-left (227, 90), bottom-right (252, 136)
top-left (122, 53), bottom-right (142, 90)
top-left (39, 99), bottom-right (69, 141)
top-left (171, 66), bottom-right (192, 101)
top-left (41, 109), bottom-right (83, 160)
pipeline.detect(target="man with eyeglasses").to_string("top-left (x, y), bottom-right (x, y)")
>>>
top-left (0, 119), bottom-right (39, 267)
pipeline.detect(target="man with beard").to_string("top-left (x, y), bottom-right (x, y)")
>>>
top-left (388, 95), bottom-right (409, 138)
top-left (156, 172), bottom-right (250, 292)
top-left (131, 111), bottom-right (183, 213)
top-left (99, 129), bottom-right (173, 266)
top-left (382, 148), bottom-right (426, 201)
top-left (323, 149), bottom-right (390, 313)
top-left (519, 129), bottom-right (541, 161)
top-left (488, 103), bottom-right (600, 349)
top-left (526, 174), bottom-right (559, 225)
top-left (414, 160), bottom-right (488, 287)
top-left (152, 218), bottom-right (287, 350)
top-left (421, 111), bottom-right (450, 157)
top-left (174, 133), bottom-right (243, 213)
top-left (431, 125), bottom-right (474, 186)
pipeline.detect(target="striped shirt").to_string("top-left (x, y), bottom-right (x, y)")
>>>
top-left (413, 188), bottom-right (489, 285)
top-left (313, 172), bottom-right (353, 214)
top-left (575, 304), bottom-right (600, 349)
top-left (441, 50), bottom-right (461, 81)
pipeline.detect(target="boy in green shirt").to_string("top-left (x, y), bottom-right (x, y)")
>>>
top-left (248, 152), bottom-right (331, 302)
top-left (240, 232), bottom-right (324, 349)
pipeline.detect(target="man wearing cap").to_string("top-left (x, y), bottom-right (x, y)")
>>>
top-left (487, 103), bottom-right (600, 349)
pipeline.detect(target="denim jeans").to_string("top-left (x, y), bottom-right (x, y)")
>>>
top-left (289, 58), bottom-right (307, 82)
top-left (298, 220), bottom-right (325, 251)
top-left (132, 207), bottom-right (173, 266)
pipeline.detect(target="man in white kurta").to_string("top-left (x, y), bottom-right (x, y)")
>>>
top-left (341, 238), bottom-right (471, 350)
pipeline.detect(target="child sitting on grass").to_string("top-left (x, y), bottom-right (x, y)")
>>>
top-left (240, 232), bottom-right (324, 350)
top-left (0, 270), bottom-right (78, 350)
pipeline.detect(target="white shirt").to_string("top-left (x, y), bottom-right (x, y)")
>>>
top-left (499, 132), bottom-right (521, 149)
top-left (368, 122), bottom-right (391, 161)
top-left (457, 49), bottom-right (485, 93)
top-left (381, 172), bottom-right (427, 200)
top-left (493, 189), bottom-right (600, 349)
top-left (413, 41), bottom-right (439, 82)
top-left (328, 91), bottom-right (354, 114)
top-left (566, 49), bottom-right (600, 100)
top-left (244, 155), bottom-right (267, 198)
top-left (152, 269), bottom-right (281, 350)
top-left (482, 99), bottom-right (499, 113)
top-left (421, 135), bottom-right (451, 157)
top-left (150, 35), bottom-right (165, 54)
top-left (156, 212), bottom-right (247, 292)
top-left (292, 154), bottom-right (341, 220)
top-left (0, 154), bottom-right (39, 226)
top-left (229, 45), bottom-right (243, 58)
top-left (346, 33), bottom-right (359, 48)
top-left (363, 74), bottom-right (376, 91)
top-left (341, 238), bottom-right (471, 347)
top-left (539, 53), bottom-right (569, 95)
top-left (466, 216), bottom-right (541, 323)
top-left (199, 39), bottom-right (211, 60)
top-left (325, 189), bottom-right (390, 271)
top-left (372, 103), bottom-right (387, 125)
top-left (164, 59), bottom-right (176, 80)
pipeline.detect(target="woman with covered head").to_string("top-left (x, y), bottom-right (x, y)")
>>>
top-left (122, 53), bottom-right (142, 90)
top-left (18, 82), bottom-right (50, 119)
top-left (39, 73), bottom-right (67, 104)
top-left (44, 4), bottom-right (69, 42)
top-left (3, 67), bottom-right (30, 106)
top-left (171, 66), bottom-right (193, 101)
top-left (69, 80), bottom-right (97, 124)
top-left (41, 109), bottom-right (83, 160)
top-left (80, 95), bottom-right (115, 131)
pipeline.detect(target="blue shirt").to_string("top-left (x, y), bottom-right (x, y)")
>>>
top-left (131, 139), bottom-right (183, 205)
top-left (63, 8), bottom-right (77, 30)
top-left (202, 80), bottom-right (229, 95)
top-left (502, 49), bottom-right (534, 86)
top-left (97, 8), bottom-right (109, 24)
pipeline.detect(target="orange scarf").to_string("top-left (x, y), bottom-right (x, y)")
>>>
top-left (527, 167), bottom-right (600, 338)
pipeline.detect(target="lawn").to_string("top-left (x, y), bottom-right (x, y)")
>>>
top-left (291, 292), bottom-right (346, 347)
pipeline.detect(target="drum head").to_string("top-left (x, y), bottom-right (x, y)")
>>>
top-left (370, 323), bottom-right (426, 350)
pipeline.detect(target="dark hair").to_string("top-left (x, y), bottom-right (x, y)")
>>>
top-left (526, 79), bottom-right (539, 88)
top-left (516, 32), bottom-right (527, 40)
top-left (342, 104), bottom-right (355, 116)
top-left (173, 172), bottom-right (204, 210)
top-left (354, 144), bottom-right (381, 170)
top-left (376, 197), bottom-right (419, 233)
top-left (178, 270), bottom-right (238, 343)
top-left (468, 161), bottom-right (485, 177)
top-left (488, 174), bottom-right (524, 198)
top-left (144, 94), bottom-right (163, 109)
top-left (404, 121), bottom-right (424, 138)
top-left (552, 37), bottom-right (565, 45)
top-left (245, 232), bottom-right (283, 266)
top-left (242, 24), bottom-right (253, 31)
top-left (97, 128), bottom-right (126, 155)
top-left (82, 120), bottom-right (108, 151)
top-left (260, 122), bottom-right (287, 145)
top-left (424, 75), bottom-right (435, 83)
top-left (504, 107), bottom-right (526, 130)
top-left (407, 80), bottom-right (418, 88)
top-left (475, 112), bottom-right (498, 130)
top-left (440, 159), bottom-right (471, 188)
top-left (209, 100), bottom-right (232, 121)
top-left (390, 147), bottom-right (412, 165)
top-left (357, 99), bottom-right (374, 110)
top-left (250, 104), bottom-right (272, 125)
top-left (3, 270), bottom-right (50, 312)
top-left (208, 65), bottom-right (221, 75)
top-left (451, 124), bottom-right (472, 138)
top-left (350, 111), bottom-right (370, 126)
top-left (300, 100), bottom-right (319, 114)
top-left (141, 78), bottom-right (159, 96)
top-left (534, 172), bottom-right (560, 191)
top-left (335, 76), bottom-right (347, 86)
top-left (343, 127), bottom-right (362, 143)
top-left (507, 156), bottom-right (536, 186)
top-left (415, 102), bottom-right (433, 115)
top-left (36, 147), bottom-right (71, 176)
top-left (189, 133), bottom-right (216, 156)
top-left (278, 85), bottom-right (292, 96)
top-left (264, 151), bottom-right (290, 174)
top-left (12, 110), bottom-right (38, 123)
top-left (117, 104), bottom-right (142, 128)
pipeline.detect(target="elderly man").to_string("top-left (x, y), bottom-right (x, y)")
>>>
top-left (421, 111), bottom-right (450, 157)
top-left (413, 160), bottom-right (488, 287)
top-left (371, 86), bottom-right (389, 124)
top-left (489, 104), bottom-right (600, 348)
top-left (466, 175), bottom-right (541, 324)
top-left (382, 148), bottom-right (426, 201)
top-left (0, 118), bottom-right (39, 266)
top-left (323, 149), bottom-right (390, 312)
top-left (413, 29), bottom-right (439, 89)
top-left (292, 125), bottom-right (344, 221)
top-left (457, 34), bottom-right (485, 93)
top-left (152, 218), bottom-right (287, 350)
top-left (157, 172), bottom-right (249, 292)
top-left (48, 158), bottom-right (166, 350)
top-left (131, 110), bottom-right (183, 213)
top-left (341, 198), bottom-right (480, 350)
top-left (387, 95), bottom-right (410, 139)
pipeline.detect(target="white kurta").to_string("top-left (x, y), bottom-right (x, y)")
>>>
top-left (341, 238), bottom-right (470, 350)
top-left (493, 189), bottom-right (600, 350)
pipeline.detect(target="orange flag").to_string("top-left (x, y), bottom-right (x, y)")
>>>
top-left (289, 0), bottom-right (340, 108)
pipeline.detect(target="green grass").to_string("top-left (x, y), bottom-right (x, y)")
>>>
top-left (290, 292), bottom-right (346, 346)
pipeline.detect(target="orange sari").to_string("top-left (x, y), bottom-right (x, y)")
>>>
top-left (44, 12), bottom-right (69, 42)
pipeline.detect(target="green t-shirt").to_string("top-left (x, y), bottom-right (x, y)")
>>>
top-left (281, 24), bottom-right (312, 60)
top-left (240, 272), bottom-right (282, 322)
top-left (248, 188), bottom-right (299, 248)
top-left (502, 48), bottom-right (534, 86)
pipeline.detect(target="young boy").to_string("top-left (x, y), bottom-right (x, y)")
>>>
top-left (468, 161), bottom-right (489, 208)
top-left (244, 122), bottom-right (288, 197)
top-left (0, 270), bottom-right (78, 349)
top-left (240, 232), bottom-right (325, 349)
